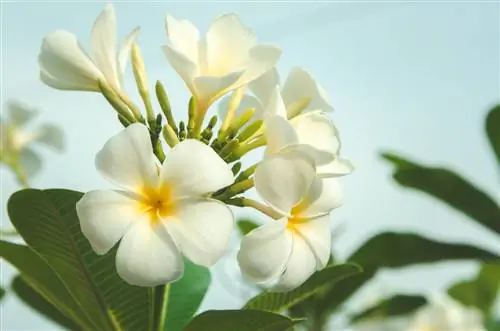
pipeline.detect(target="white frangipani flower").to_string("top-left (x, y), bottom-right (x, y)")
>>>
top-left (163, 13), bottom-right (281, 115)
top-left (0, 100), bottom-right (64, 178)
top-left (237, 150), bottom-right (343, 291)
top-left (263, 87), bottom-right (354, 177)
top-left (407, 295), bottom-right (486, 331)
top-left (76, 124), bottom-right (235, 286)
top-left (39, 4), bottom-right (139, 92)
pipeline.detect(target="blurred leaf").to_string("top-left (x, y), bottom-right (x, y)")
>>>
top-left (184, 309), bottom-right (302, 331)
top-left (237, 219), bottom-right (259, 236)
top-left (486, 318), bottom-right (500, 331)
top-left (0, 240), bottom-right (93, 329)
top-left (350, 294), bottom-right (427, 323)
top-left (316, 232), bottom-right (499, 316)
top-left (7, 189), bottom-right (153, 331)
top-left (0, 287), bottom-right (5, 301)
top-left (382, 153), bottom-right (500, 235)
top-left (244, 263), bottom-right (361, 312)
top-left (163, 259), bottom-right (211, 331)
top-left (12, 276), bottom-right (80, 330)
top-left (19, 148), bottom-right (42, 178)
top-left (486, 105), bottom-right (500, 164)
top-left (448, 262), bottom-right (500, 315)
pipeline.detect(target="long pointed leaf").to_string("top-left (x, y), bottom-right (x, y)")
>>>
top-left (7, 189), bottom-right (153, 331)
top-left (486, 105), bottom-right (500, 164)
top-left (382, 153), bottom-right (500, 236)
top-left (350, 294), bottom-right (427, 323)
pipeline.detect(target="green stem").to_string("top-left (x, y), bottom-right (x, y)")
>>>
top-left (154, 284), bottom-right (170, 331)
top-left (225, 197), bottom-right (282, 219)
top-left (119, 93), bottom-right (145, 123)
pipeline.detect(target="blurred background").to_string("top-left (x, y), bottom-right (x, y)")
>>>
top-left (1, 1), bottom-right (499, 329)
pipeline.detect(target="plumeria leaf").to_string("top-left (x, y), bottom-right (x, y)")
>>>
top-left (382, 153), bottom-right (500, 236)
top-left (315, 232), bottom-right (499, 316)
top-left (7, 189), bottom-right (153, 331)
top-left (0, 240), bottom-right (94, 329)
top-left (486, 104), bottom-right (500, 164)
top-left (0, 287), bottom-right (5, 301)
top-left (184, 309), bottom-right (302, 331)
top-left (236, 219), bottom-right (259, 236)
top-left (163, 259), bottom-right (211, 331)
top-left (448, 262), bottom-right (500, 315)
top-left (243, 263), bottom-right (361, 312)
top-left (12, 276), bottom-right (81, 330)
top-left (349, 294), bottom-right (427, 323)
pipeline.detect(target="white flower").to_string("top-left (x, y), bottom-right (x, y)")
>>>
top-left (237, 149), bottom-right (343, 291)
top-left (163, 13), bottom-right (281, 113)
top-left (39, 4), bottom-right (138, 92)
top-left (407, 295), bottom-right (486, 331)
top-left (76, 124), bottom-right (235, 286)
top-left (263, 87), bottom-right (354, 177)
top-left (1, 100), bottom-right (64, 177)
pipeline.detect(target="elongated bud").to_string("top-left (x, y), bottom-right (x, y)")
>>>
top-left (117, 115), bottom-right (131, 127)
top-left (286, 97), bottom-right (312, 119)
top-left (201, 127), bottom-right (213, 142)
top-left (187, 97), bottom-right (196, 138)
top-left (155, 81), bottom-right (178, 134)
top-left (236, 164), bottom-right (257, 181)
top-left (208, 115), bottom-right (218, 129)
top-left (230, 108), bottom-right (255, 132)
top-left (216, 178), bottom-right (254, 200)
top-left (236, 119), bottom-right (263, 142)
top-left (131, 44), bottom-right (155, 124)
top-left (219, 88), bottom-right (244, 140)
top-left (99, 80), bottom-right (136, 124)
top-left (162, 124), bottom-right (180, 148)
top-left (219, 139), bottom-right (239, 159)
top-left (179, 121), bottom-right (186, 141)
top-left (231, 162), bottom-right (242, 176)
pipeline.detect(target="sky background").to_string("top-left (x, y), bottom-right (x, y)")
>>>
top-left (1, 1), bottom-right (499, 330)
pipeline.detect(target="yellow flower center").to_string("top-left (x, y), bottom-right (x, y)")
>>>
top-left (139, 184), bottom-right (176, 224)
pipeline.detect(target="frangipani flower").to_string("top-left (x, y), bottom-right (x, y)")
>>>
top-left (263, 87), bottom-right (353, 177)
top-left (237, 150), bottom-right (343, 291)
top-left (408, 295), bottom-right (486, 331)
top-left (163, 13), bottom-right (281, 117)
top-left (0, 100), bottom-right (64, 178)
top-left (39, 4), bottom-right (138, 93)
top-left (76, 124), bottom-right (235, 286)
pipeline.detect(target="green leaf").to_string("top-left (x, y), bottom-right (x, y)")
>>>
top-left (0, 240), bottom-right (94, 329)
top-left (448, 262), bottom-right (500, 315)
top-left (184, 309), bottom-right (302, 331)
top-left (162, 259), bottom-right (211, 331)
top-left (350, 294), bottom-right (427, 323)
top-left (0, 287), bottom-right (5, 301)
top-left (315, 232), bottom-right (499, 315)
top-left (244, 263), bottom-right (361, 312)
top-left (382, 153), bottom-right (500, 235)
top-left (486, 104), bottom-right (500, 164)
top-left (12, 276), bottom-right (80, 330)
top-left (7, 189), bottom-right (153, 331)
top-left (486, 318), bottom-right (500, 331)
top-left (237, 219), bottom-right (259, 236)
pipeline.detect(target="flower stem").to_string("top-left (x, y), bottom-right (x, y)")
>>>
top-left (153, 284), bottom-right (170, 331)
top-left (119, 93), bottom-right (145, 123)
top-left (225, 197), bottom-right (281, 219)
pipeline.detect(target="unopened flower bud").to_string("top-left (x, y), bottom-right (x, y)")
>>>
top-left (162, 124), bottom-right (180, 148)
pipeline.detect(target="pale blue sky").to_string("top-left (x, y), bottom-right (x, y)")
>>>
top-left (1, 1), bottom-right (499, 330)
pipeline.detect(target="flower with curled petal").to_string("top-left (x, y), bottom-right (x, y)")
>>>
top-left (39, 4), bottom-right (138, 93)
top-left (237, 149), bottom-right (343, 291)
top-left (76, 123), bottom-right (235, 286)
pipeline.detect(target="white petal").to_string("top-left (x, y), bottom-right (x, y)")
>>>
top-left (291, 111), bottom-right (340, 164)
top-left (273, 233), bottom-right (317, 292)
top-left (264, 114), bottom-right (298, 155)
top-left (116, 220), bottom-right (184, 286)
top-left (76, 190), bottom-right (140, 255)
top-left (298, 177), bottom-right (343, 218)
top-left (193, 71), bottom-right (245, 105)
top-left (165, 14), bottom-right (199, 65)
top-left (255, 149), bottom-right (316, 215)
top-left (19, 148), bottom-right (42, 179)
top-left (162, 45), bottom-right (198, 92)
top-left (318, 157), bottom-right (355, 177)
top-left (234, 45), bottom-right (282, 89)
top-left (35, 124), bottom-right (64, 151)
top-left (293, 215), bottom-right (332, 269)
top-left (117, 27), bottom-right (140, 87)
top-left (164, 199), bottom-right (233, 267)
top-left (282, 67), bottom-right (334, 113)
top-left (160, 139), bottom-right (233, 197)
top-left (39, 30), bottom-right (102, 91)
top-left (7, 100), bottom-right (38, 126)
top-left (95, 124), bottom-right (158, 191)
top-left (264, 86), bottom-right (288, 118)
top-left (248, 68), bottom-right (280, 107)
top-left (237, 218), bottom-right (292, 283)
top-left (206, 14), bottom-right (256, 76)
top-left (91, 4), bottom-right (119, 90)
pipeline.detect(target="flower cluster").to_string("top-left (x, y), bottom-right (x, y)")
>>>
top-left (38, 4), bottom-right (353, 290)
